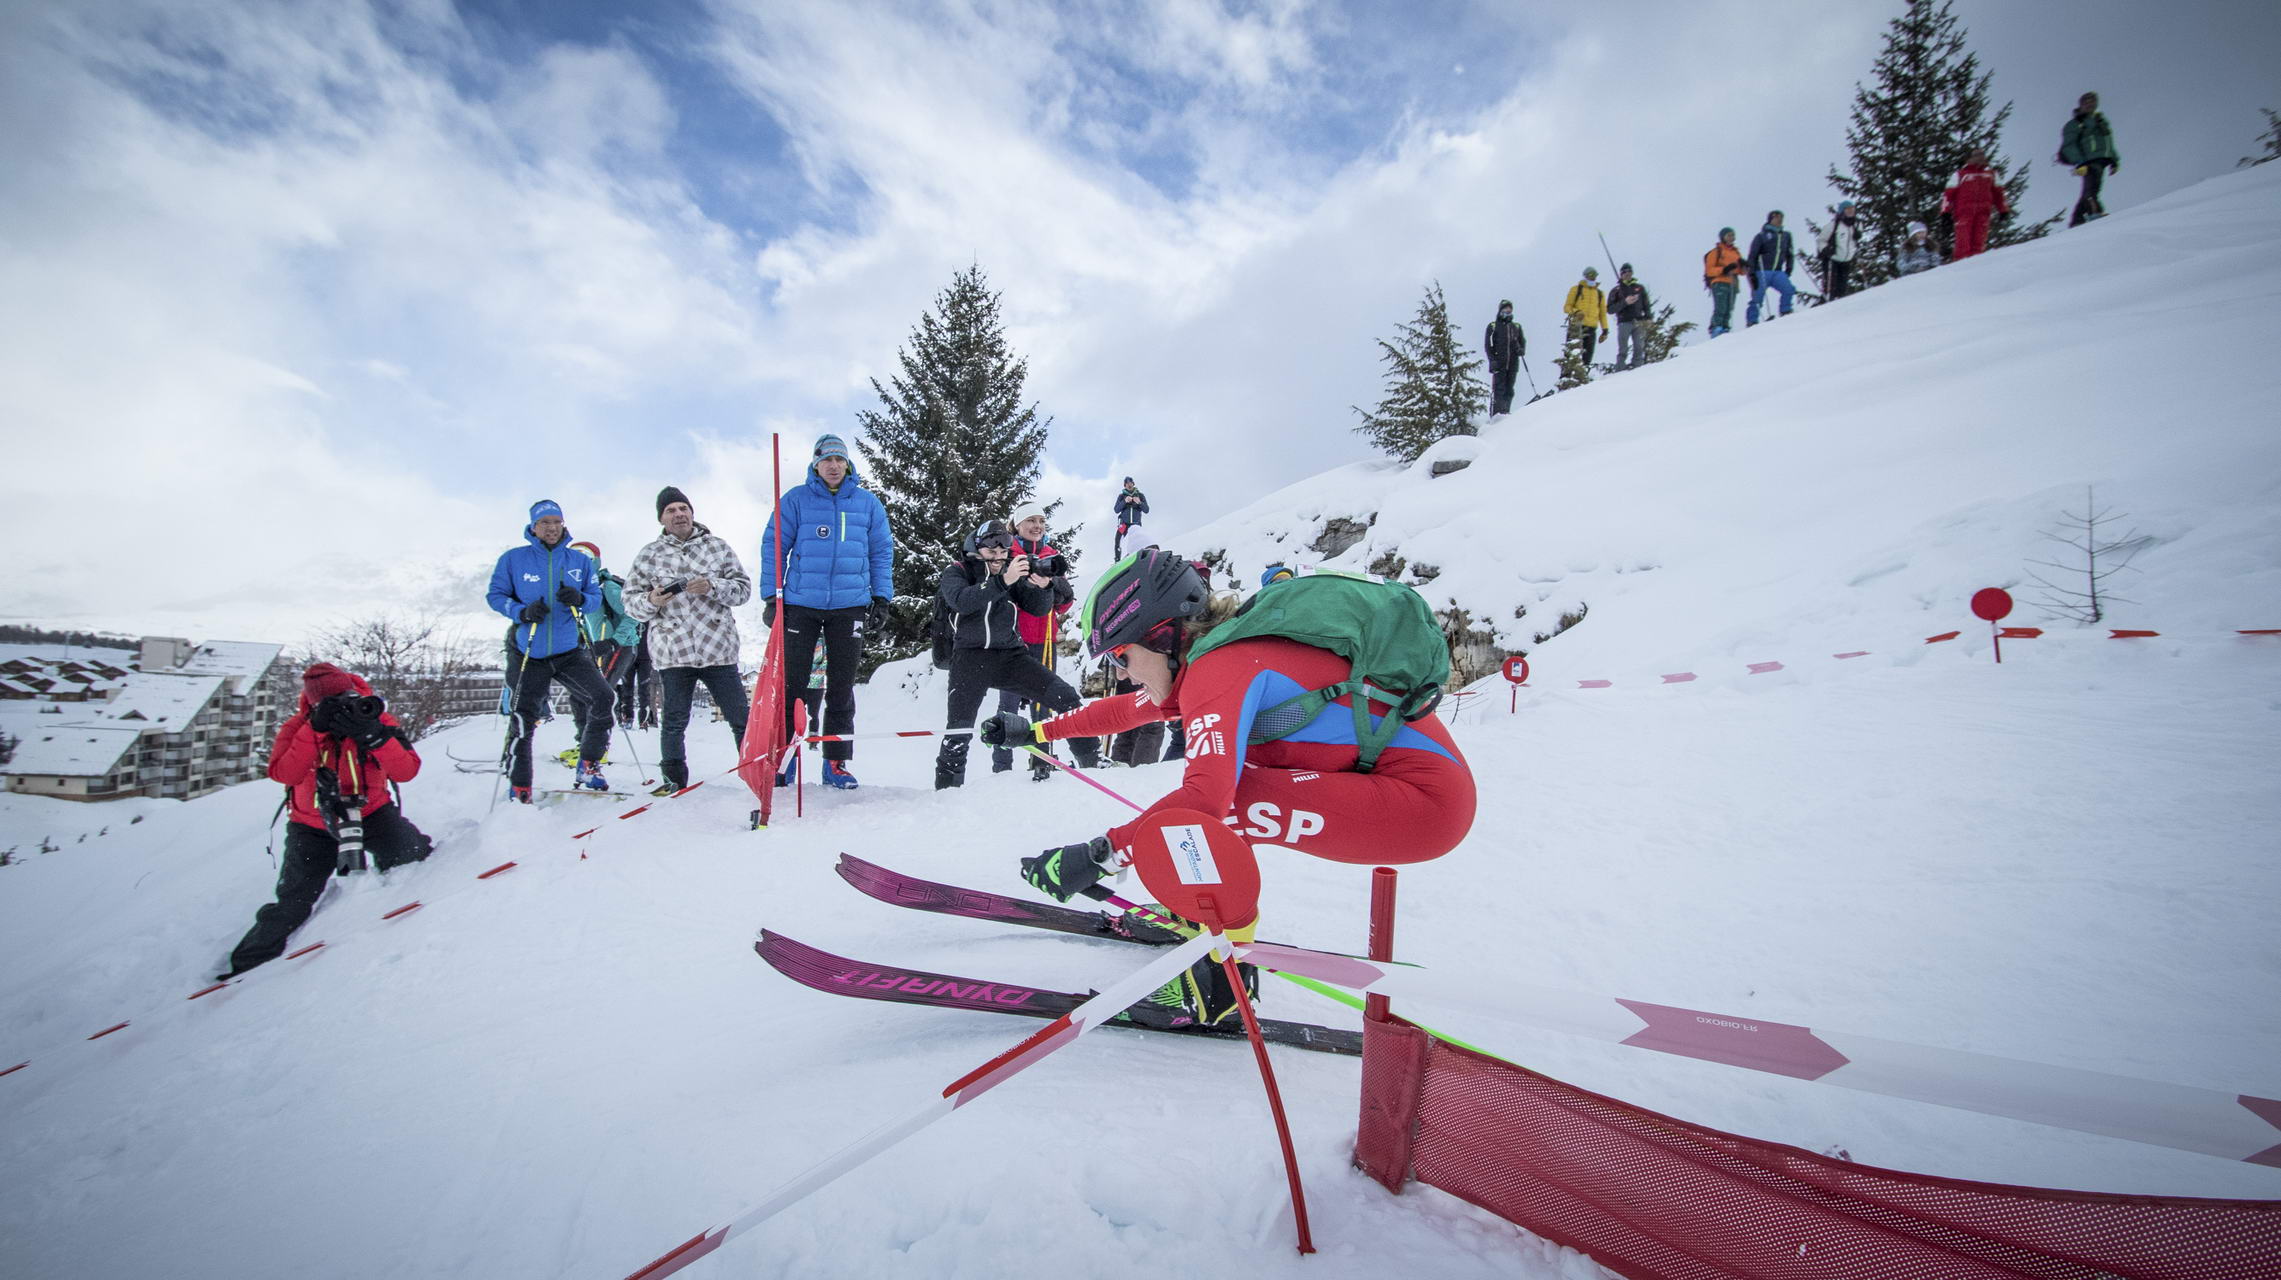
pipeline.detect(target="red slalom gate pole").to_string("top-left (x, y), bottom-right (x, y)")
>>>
top-left (1222, 952), bottom-right (1315, 1255)
top-left (1366, 867), bottom-right (1398, 1024)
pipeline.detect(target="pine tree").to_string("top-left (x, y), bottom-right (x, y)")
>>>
top-left (852, 263), bottom-right (1052, 669)
top-left (2240, 108), bottom-right (2281, 167)
top-left (1825, 0), bottom-right (2058, 288)
top-left (1351, 281), bottom-right (1486, 463)
top-left (1551, 320), bottom-right (1595, 393)
top-left (1636, 303), bottom-right (1697, 366)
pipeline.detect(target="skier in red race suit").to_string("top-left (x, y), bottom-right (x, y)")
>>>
top-left (979, 549), bottom-right (1476, 1026)
top-left (1943, 147), bottom-right (2011, 260)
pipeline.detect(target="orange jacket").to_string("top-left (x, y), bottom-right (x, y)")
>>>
top-left (1703, 242), bottom-right (1746, 287)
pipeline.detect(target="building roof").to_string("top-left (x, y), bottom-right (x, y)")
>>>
top-left (2, 724), bottom-right (140, 777)
top-left (181, 641), bottom-right (286, 684)
top-left (92, 674), bottom-right (224, 732)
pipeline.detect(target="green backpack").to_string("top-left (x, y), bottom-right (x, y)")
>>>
top-left (1185, 572), bottom-right (1449, 772)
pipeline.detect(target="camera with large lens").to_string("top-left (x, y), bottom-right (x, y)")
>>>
top-left (1032, 553), bottom-right (1069, 577)
top-left (313, 691), bottom-right (385, 736)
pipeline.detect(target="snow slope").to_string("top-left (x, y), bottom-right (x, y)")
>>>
top-left (3, 165), bottom-right (2279, 1280)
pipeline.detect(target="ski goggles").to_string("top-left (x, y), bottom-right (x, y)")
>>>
top-left (973, 531), bottom-right (1015, 551)
top-left (1101, 620), bottom-right (1181, 670)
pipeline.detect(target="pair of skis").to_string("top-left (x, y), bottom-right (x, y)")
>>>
top-left (756, 854), bottom-right (1363, 1057)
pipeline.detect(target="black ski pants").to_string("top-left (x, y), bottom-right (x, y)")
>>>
top-left (614, 634), bottom-right (658, 728)
top-left (936, 646), bottom-right (1097, 789)
top-left (509, 648), bottom-right (615, 788)
top-left (780, 603), bottom-right (865, 763)
top-left (228, 807), bottom-right (432, 974)
top-left (2071, 162), bottom-right (2109, 227)
top-left (993, 641), bottom-right (1060, 775)
top-left (1490, 364), bottom-right (1517, 414)
top-left (1828, 260), bottom-right (1854, 299)
top-left (659, 662), bottom-right (749, 788)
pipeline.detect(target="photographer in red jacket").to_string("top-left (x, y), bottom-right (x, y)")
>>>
top-left (221, 663), bottom-right (432, 978)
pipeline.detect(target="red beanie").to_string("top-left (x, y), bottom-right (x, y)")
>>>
top-left (302, 662), bottom-right (356, 708)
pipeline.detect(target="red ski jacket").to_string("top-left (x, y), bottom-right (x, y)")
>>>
top-left (1014, 537), bottom-right (1075, 647)
top-left (269, 671), bottom-right (422, 831)
top-left (1942, 163), bottom-right (2011, 218)
top-left (1040, 636), bottom-right (1475, 866)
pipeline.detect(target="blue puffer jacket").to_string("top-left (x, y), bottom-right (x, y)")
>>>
top-left (487, 527), bottom-right (602, 659)
top-left (760, 460), bottom-right (894, 610)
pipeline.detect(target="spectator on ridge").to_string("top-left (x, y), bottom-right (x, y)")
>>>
top-left (1942, 148), bottom-right (2010, 260)
top-left (1702, 228), bottom-right (1746, 337)
top-left (2058, 91), bottom-right (2118, 228)
top-left (1562, 267), bottom-right (1608, 367)
top-left (1482, 300), bottom-right (1525, 414)
top-left (1607, 264), bottom-right (1652, 371)
top-left (1746, 211), bottom-right (1798, 326)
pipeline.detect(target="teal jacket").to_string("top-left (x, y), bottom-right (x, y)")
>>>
top-left (2060, 110), bottom-right (2118, 167)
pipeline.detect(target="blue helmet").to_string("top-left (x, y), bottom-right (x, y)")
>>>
top-left (1259, 564), bottom-right (1294, 588)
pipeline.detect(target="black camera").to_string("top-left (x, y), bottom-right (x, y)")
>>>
top-left (660, 579), bottom-right (688, 596)
top-left (1032, 553), bottom-right (1068, 577)
top-left (321, 692), bottom-right (385, 720)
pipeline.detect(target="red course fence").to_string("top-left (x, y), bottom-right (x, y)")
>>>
top-left (1353, 1015), bottom-right (2281, 1279)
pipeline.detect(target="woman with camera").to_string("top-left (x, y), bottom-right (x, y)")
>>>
top-left (221, 663), bottom-right (431, 978)
top-left (991, 502), bottom-right (1079, 778)
top-left (932, 519), bottom-right (1099, 789)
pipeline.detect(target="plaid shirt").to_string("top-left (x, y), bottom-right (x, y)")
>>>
top-left (624, 524), bottom-right (752, 670)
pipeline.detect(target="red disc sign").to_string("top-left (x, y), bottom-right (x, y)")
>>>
top-left (1971, 588), bottom-right (2015, 622)
top-left (1502, 655), bottom-right (1530, 684)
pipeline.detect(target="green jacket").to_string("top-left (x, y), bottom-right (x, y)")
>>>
top-left (579, 568), bottom-right (643, 648)
top-left (2060, 110), bottom-right (2118, 167)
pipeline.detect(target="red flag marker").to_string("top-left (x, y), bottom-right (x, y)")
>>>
top-left (1924, 631), bottom-right (1960, 644)
top-left (1660, 672), bottom-right (1696, 684)
top-left (1747, 661), bottom-right (1783, 674)
top-left (2110, 629), bottom-right (2160, 638)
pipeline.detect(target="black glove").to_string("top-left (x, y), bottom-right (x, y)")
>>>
top-left (867, 596), bottom-right (890, 630)
top-left (348, 719), bottom-right (394, 753)
top-left (307, 697), bottom-right (347, 738)
top-left (978, 711), bottom-right (1032, 748)
top-left (519, 600), bottom-right (550, 623)
top-left (763, 598), bottom-right (777, 626)
top-left (555, 584), bottom-right (584, 608)
top-left (1021, 836), bottom-right (1114, 903)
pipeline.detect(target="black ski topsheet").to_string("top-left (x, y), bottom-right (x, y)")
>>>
top-left (835, 853), bottom-right (1184, 945)
top-left (755, 930), bottom-right (1363, 1057)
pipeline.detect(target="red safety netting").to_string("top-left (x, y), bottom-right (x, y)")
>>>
top-left (1354, 1014), bottom-right (2281, 1280)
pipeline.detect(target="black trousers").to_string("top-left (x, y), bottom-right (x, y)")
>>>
top-left (1574, 323), bottom-right (1597, 366)
top-left (1111, 720), bottom-right (1168, 765)
top-left (993, 641), bottom-right (1058, 774)
top-left (1490, 364), bottom-right (1517, 414)
top-left (228, 807), bottom-right (432, 973)
top-left (659, 663), bottom-right (749, 788)
top-left (614, 635), bottom-right (657, 727)
top-left (510, 648), bottom-right (615, 787)
top-left (781, 603), bottom-right (865, 763)
top-left (2071, 162), bottom-right (2108, 227)
top-left (1828, 260), bottom-right (1853, 299)
top-left (936, 646), bottom-right (1097, 788)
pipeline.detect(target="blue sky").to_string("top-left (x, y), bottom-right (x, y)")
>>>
top-left (3, 0), bottom-right (2276, 644)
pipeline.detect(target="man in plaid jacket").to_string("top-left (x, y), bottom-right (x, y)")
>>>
top-left (625, 486), bottom-right (753, 793)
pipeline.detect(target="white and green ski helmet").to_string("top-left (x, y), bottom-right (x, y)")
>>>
top-left (1080, 548), bottom-right (1208, 660)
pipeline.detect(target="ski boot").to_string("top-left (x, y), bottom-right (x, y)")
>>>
top-left (509, 785), bottom-right (533, 805)
top-left (820, 760), bottom-right (859, 790)
top-left (575, 760), bottom-right (609, 791)
top-left (775, 754), bottom-right (798, 787)
top-left (1142, 953), bottom-right (1259, 1029)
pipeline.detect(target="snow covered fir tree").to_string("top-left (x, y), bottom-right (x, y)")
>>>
top-left (1823, 0), bottom-right (2056, 285)
top-left (1351, 281), bottom-right (1486, 462)
top-left (1550, 320), bottom-right (1595, 393)
top-left (852, 263), bottom-right (1053, 669)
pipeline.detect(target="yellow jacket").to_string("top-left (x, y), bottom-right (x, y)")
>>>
top-left (1564, 280), bottom-right (1608, 330)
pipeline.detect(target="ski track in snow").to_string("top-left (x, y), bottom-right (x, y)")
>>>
top-left (3, 165), bottom-right (2281, 1279)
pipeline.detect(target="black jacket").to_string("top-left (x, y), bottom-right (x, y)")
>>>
top-left (936, 558), bottom-right (1055, 651)
top-left (1482, 316), bottom-right (1525, 370)
top-left (1608, 281), bottom-right (1652, 323)
top-left (1747, 225), bottom-right (1795, 274)
top-left (1113, 489), bottom-right (1148, 525)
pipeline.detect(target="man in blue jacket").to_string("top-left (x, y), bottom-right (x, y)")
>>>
top-left (759, 434), bottom-right (893, 790)
top-left (487, 499), bottom-right (615, 801)
top-left (1745, 210), bottom-right (1797, 327)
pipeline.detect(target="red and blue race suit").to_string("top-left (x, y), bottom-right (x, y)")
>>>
top-left (1039, 636), bottom-right (1475, 865)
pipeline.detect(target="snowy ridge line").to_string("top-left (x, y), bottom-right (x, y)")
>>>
top-left (623, 930), bottom-right (1223, 1280)
top-left (1511, 625), bottom-right (2281, 693)
top-left (1238, 942), bottom-right (2281, 1168)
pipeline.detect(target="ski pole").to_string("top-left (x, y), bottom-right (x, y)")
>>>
top-left (624, 931), bottom-right (1221, 1280)
top-left (1520, 352), bottom-right (1541, 398)
top-left (1597, 229), bottom-right (1621, 278)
